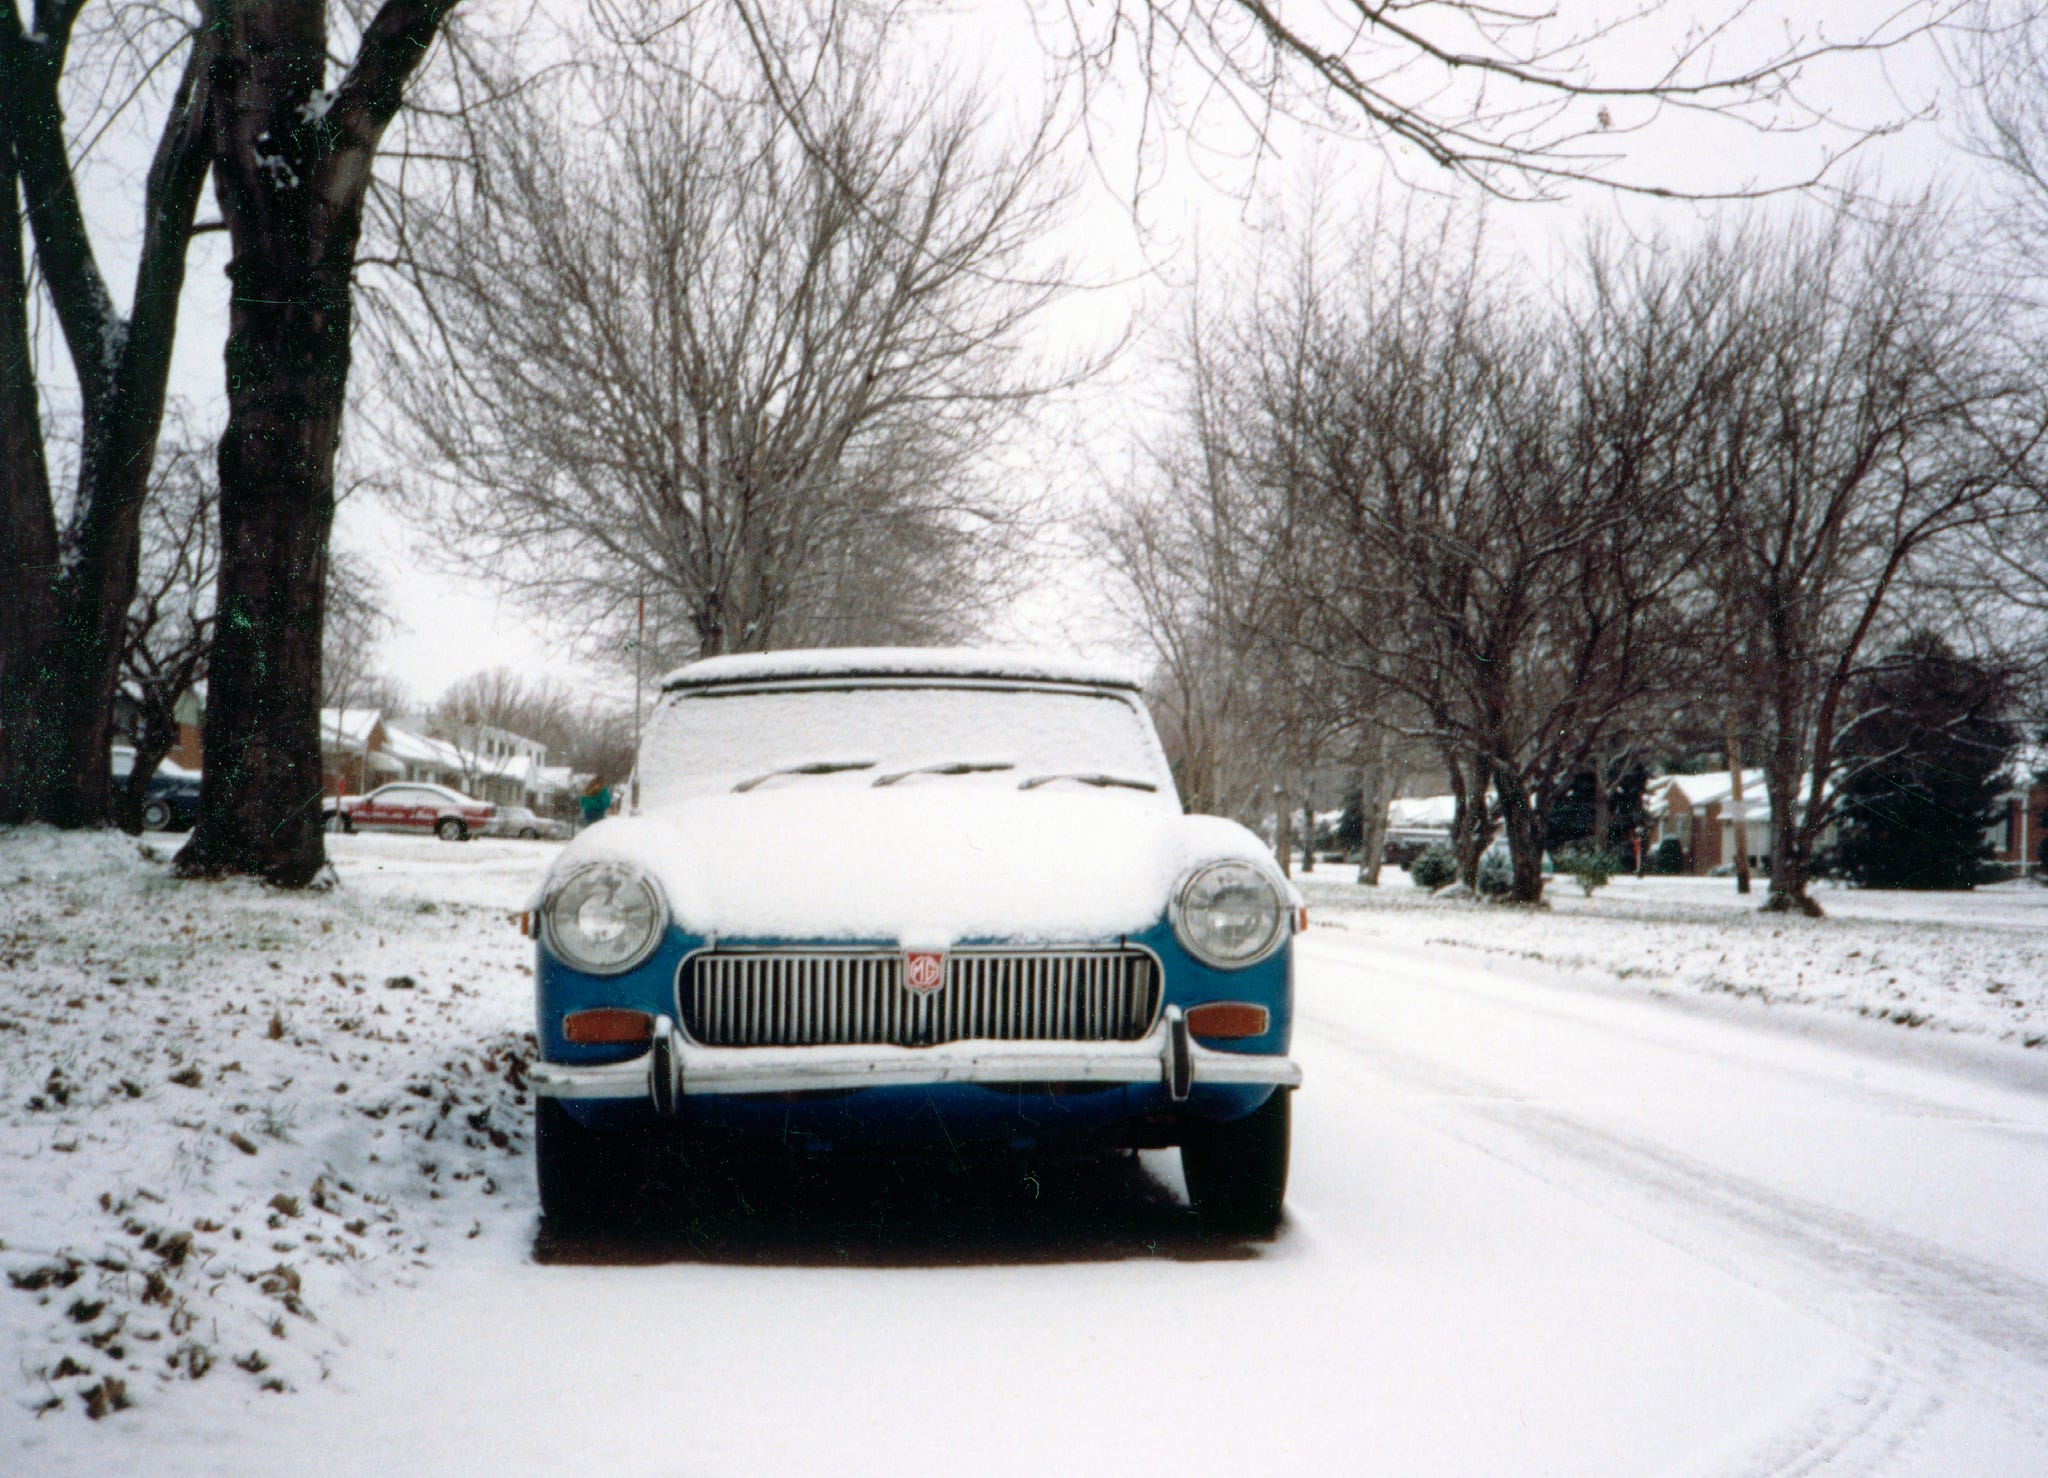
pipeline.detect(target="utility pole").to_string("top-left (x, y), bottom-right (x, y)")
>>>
top-left (1273, 780), bottom-right (1292, 878)
top-left (631, 592), bottom-right (645, 815)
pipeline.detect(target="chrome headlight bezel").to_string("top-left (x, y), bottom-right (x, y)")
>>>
top-left (541, 861), bottom-right (668, 976)
top-left (1170, 859), bottom-right (1286, 970)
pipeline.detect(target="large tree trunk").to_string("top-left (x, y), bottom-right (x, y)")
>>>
top-left (1273, 783), bottom-right (1292, 877)
top-left (1354, 730), bottom-right (1394, 885)
top-left (117, 708), bottom-right (180, 835)
top-left (1726, 728), bottom-right (1752, 895)
top-left (0, 138), bottom-right (59, 819)
top-left (1493, 758), bottom-right (1547, 904)
top-left (175, 0), bottom-right (454, 884)
top-left (1447, 750), bottom-right (1490, 887)
top-left (1761, 740), bottom-right (1821, 916)
top-left (1591, 751), bottom-right (1611, 853)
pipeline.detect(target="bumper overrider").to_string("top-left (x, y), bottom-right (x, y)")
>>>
top-left (532, 1005), bottom-right (1303, 1114)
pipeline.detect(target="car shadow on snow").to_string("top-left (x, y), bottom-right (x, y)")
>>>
top-left (531, 1146), bottom-right (1277, 1268)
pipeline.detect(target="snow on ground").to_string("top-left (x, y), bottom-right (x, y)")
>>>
top-left (0, 830), bottom-right (550, 1432)
top-left (6, 830), bottom-right (2048, 1474)
top-left (1298, 867), bottom-right (2048, 1053)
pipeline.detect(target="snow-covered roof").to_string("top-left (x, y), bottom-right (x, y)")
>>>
top-left (318, 708), bottom-right (383, 753)
top-left (2006, 743), bottom-right (2048, 791)
top-left (381, 724), bottom-right (466, 770)
top-left (661, 647), bottom-right (1143, 693)
top-left (1387, 794), bottom-right (1457, 829)
top-left (478, 751), bottom-right (537, 781)
top-left (1648, 770), bottom-right (1834, 819)
top-left (1650, 770), bottom-right (1768, 811)
top-left (535, 764), bottom-right (584, 795)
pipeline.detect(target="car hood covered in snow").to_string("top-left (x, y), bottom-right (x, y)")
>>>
top-left (538, 787), bottom-right (1281, 946)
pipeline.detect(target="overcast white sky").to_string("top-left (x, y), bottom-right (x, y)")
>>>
top-left (51, 0), bottom-right (1994, 716)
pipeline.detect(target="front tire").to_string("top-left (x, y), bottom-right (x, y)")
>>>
top-left (1180, 1088), bottom-right (1290, 1234)
top-left (140, 798), bottom-right (172, 831)
top-left (535, 1097), bottom-right (640, 1225)
top-left (435, 817), bottom-right (467, 842)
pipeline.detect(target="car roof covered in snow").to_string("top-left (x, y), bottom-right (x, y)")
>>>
top-left (660, 646), bottom-right (1144, 694)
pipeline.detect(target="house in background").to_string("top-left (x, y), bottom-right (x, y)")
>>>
top-left (379, 724), bottom-right (471, 790)
top-left (1991, 746), bottom-right (2048, 877)
top-left (534, 764), bottom-right (584, 821)
top-left (319, 708), bottom-right (398, 797)
top-left (320, 706), bottom-right (567, 810)
top-left (1645, 770), bottom-right (1777, 876)
top-left (112, 681), bottom-right (206, 771)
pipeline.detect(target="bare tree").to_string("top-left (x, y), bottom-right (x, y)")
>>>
top-left (1954, 1), bottom-right (2048, 643)
top-left (1097, 488), bottom-right (1263, 824)
top-left (319, 550), bottom-right (396, 716)
top-left (1, 1), bottom-right (216, 828)
top-left (369, 12), bottom-right (1072, 670)
top-left (1211, 202), bottom-right (1722, 902)
top-left (433, 669), bottom-right (576, 748)
top-left (1962, 1), bottom-right (2048, 283)
top-left (115, 416), bottom-right (216, 831)
top-left (1689, 201), bottom-right (2044, 915)
top-left (989, 0), bottom-right (1955, 199)
top-left (1096, 304), bottom-right (1320, 828)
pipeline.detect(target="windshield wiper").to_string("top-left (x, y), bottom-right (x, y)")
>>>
top-left (1017, 772), bottom-right (1158, 793)
top-left (733, 759), bottom-right (876, 793)
top-left (872, 760), bottom-right (1016, 787)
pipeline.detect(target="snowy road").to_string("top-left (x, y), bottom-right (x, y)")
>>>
top-left (24, 841), bottom-right (2048, 1475)
top-left (240, 920), bottom-right (2048, 1476)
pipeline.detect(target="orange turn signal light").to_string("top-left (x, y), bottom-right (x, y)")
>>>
top-left (562, 1008), bottom-right (654, 1044)
top-left (1185, 1002), bottom-right (1270, 1039)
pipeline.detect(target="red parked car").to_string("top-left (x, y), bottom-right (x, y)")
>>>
top-left (326, 782), bottom-right (495, 841)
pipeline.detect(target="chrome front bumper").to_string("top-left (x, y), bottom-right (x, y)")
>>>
top-left (531, 1007), bottom-right (1302, 1112)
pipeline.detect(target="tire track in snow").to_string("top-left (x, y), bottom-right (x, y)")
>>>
top-left (1294, 1008), bottom-right (2048, 1473)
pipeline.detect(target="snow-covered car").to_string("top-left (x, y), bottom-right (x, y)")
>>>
top-left (483, 804), bottom-right (570, 840)
top-left (325, 782), bottom-right (495, 840)
top-left (526, 649), bottom-right (1304, 1230)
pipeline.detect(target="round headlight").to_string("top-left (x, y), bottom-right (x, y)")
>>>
top-left (543, 863), bottom-right (666, 975)
top-left (1172, 860), bottom-right (1285, 969)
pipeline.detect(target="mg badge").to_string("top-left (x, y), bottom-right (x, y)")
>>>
top-left (904, 950), bottom-right (946, 995)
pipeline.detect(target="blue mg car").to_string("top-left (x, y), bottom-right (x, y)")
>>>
top-left (527, 649), bottom-right (1302, 1230)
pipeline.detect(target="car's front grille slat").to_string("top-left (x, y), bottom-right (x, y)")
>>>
top-left (683, 949), bottom-right (1158, 1048)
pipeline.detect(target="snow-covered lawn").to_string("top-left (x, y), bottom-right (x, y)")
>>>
top-left (1299, 867), bottom-right (2048, 1052)
top-left (7, 830), bottom-right (2048, 1475)
top-left (0, 830), bottom-right (549, 1433)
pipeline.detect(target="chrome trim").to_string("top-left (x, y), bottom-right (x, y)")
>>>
top-left (675, 945), bottom-right (1164, 1048)
top-left (1166, 1006), bottom-right (1192, 1101)
top-left (650, 1014), bottom-right (682, 1115)
top-left (530, 1019), bottom-right (1302, 1101)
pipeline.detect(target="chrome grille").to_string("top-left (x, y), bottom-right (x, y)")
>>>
top-left (680, 949), bottom-right (1159, 1047)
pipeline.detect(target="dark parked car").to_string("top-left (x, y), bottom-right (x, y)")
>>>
top-left (139, 770), bottom-right (202, 831)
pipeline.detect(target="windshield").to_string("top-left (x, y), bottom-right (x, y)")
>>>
top-left (639, 683), bottom-right (1175, 807)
